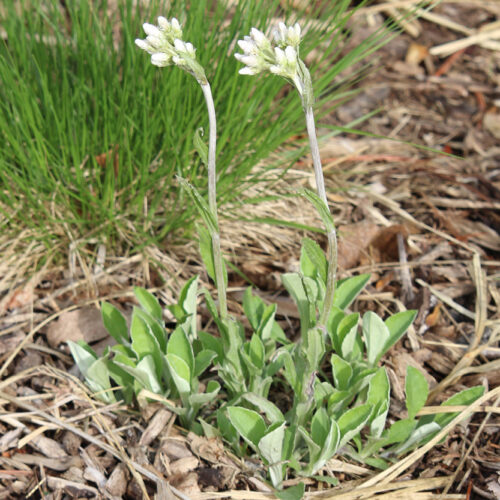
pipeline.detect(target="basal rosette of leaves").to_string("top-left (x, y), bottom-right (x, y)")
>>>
top-left (68, 252), bottom-right (484, 491)
top-left (69, 15), bottom-right (485, 496)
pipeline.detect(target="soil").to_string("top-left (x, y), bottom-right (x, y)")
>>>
top-left (1, 2), bottom-right (499, 499)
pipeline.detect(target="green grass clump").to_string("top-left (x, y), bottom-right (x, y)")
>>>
top-left (0, 0), bottom-right (392, 258)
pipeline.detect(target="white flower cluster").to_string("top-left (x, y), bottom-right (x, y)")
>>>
top-left (235, 22), bottom-right (301, 78)
top-left (235, 22), bottom-right (312, 104)
top-left (135, 17), bottom-right (206, 83)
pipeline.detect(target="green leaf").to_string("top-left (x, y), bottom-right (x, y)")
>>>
top-left (227, 406), bottom-right (267, 448)
top-left (383, 418), bottom-right (416, 446)
top-left (405, 366), bottom-right (428, 419)
top-left (306, 328), bottom-right (325, 369)
top-left (338, 404), bottom-right (372, 447)
top-left (363, 311), bottom-right (390, 366)
top-left (309, 418), bottom-right (340, 475)
top-left (275, 483), bottom-right (305, 500)
top-left (101, 303), bottom-right (128, 344)
top-left (282, 273), bottom-right (311, 337)
top-left (383, 310), bottom-right (417, 354)
top-left (367, 367), bottom-right (390, 437)
top-left (198, 331), bottom-right (223, 363)
top-left (68, 340), bottom-right (97, 378)
top-left (167, 327), bottom-right (194, 374)
top-left (300, 237), bottom-right (328, 284)
top-left (337, 312), bottom-right (359, 359)
top-left (115, 354), bottom-right (161, 393)
top-left (86, 358), bottom-right (115, 403)
top-left (106, 360), bottom-right (134, 403)
top-left (243, 287), bottom-right (259, 330)
top-left (281, 349), bottom-right (298, 392)
top-left (300, 189), bottom-right (335, 235)
top-left (333, 274), bottom-right (370, 309)
top-left (178, 177), bottom-right (218, 234)
top-left (393, 422), bottom-right (441, 455)
top-left (133, 307), bottom-right (167, 353)
top-left (311, 407), bottom-right (329, 445)
top-left (298, 426), bottom-right (321, 463)
top-left (134, 287), bottom-right (163, 322)
top-left (258, 422), bottom-right (286, 488)
top-left (242, 393), bottom-right (285, 424)
top-left (166, 353), bottom-right (191, 396)
top-left (330, 353), bottom-right (352, 391)
top-left (194, 349), bottom-right (216, 378)
top-left (433, 386), bottom-right (485, 428)
top-left (130, 310), bottom-right (162, 377)
top-left (188, 381), bottom-right (220, 405)
top-left (248, 334), bottom-right (265, 369)
top-left (197, 224), bottom-right (216, 283)
top-left (193, 127), bottom-right (208, 166)
top-left (178, 275), bottom-right (199, 338)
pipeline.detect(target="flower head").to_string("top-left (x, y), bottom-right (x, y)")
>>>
top-left (234, 28), bottom-right (275, 75)
top-left (273, 22), bottom-right (301, 49)
top-left (135, 17), bottom-right (206, 83)
top-left (235, 21), bottom-right (313, 106)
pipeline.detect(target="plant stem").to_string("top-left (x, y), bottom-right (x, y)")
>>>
top-left (200, 82), bottom-right (227, 320)
top-left (304, 105), bottom-right (337, 328)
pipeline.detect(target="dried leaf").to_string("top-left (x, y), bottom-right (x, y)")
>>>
top-left (47, 308), bottom-right (110, 347)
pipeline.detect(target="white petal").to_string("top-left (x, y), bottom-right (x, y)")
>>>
top-left (171, 18), bottom-right (181, 31)
top-left (239, 66), bottom-right (258, 75)
top-left (157, 16), bottom-right (169, 30)
top-left (174, 38), bottom-right (186, 52)
top-left (185, 42), bottom-right (195, 54)
top-left (237, 39), bottom-right (256, 54)
top-left (274, 47), bottom-right (286, 64)
top-left (240, 54), bottom-right (259, 66)
top-left (143, 23), bottom-right (161, 38)
top-left (293, 23), bottom-right (301, 37)
top-left (250, 27), bottom-right (267, 45)
top-left (135, 39), bottom-right (149, 51)
top-left (151, 53), bottom-right (169, 66)
top-left (234, 52), bottom-right (245, 62)
top-left (285, 45), bottom-right (297, 63)
top-left (146, 35), bottom-right (163, 49)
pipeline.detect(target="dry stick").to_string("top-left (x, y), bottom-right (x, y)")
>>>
top-left (0, 389), bottom-right (193, 500)
top-left (430, 27), bottom-right (500, 56)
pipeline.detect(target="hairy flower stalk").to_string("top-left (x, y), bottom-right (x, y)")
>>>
top-left (136, 18), bottom-right (227, 319)
top-left (235, 23), bottom-right (337, 327)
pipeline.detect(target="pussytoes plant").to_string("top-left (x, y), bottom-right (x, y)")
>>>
top-left (69, 16), bottom-right (485, 495)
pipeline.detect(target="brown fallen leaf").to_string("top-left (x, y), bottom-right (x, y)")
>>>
top-left (46, 307), bottom-right (110, 347)
top-left (337, 221), bottom-right (381, 270)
